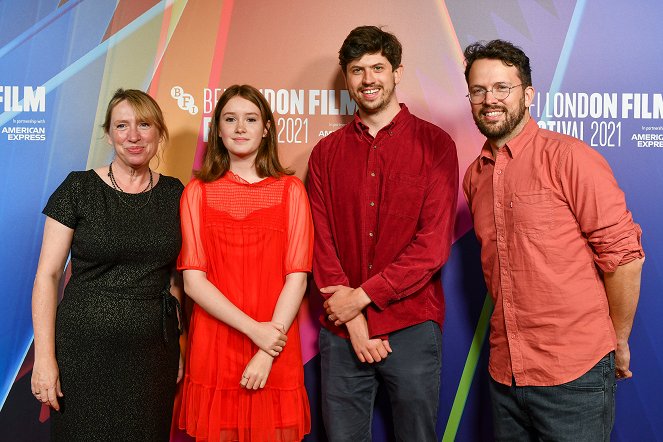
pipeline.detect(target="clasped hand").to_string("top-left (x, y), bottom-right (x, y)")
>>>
top-left (322, 285), bottom-right (371, 326)
top-left (240, 350), bottom-right (274, 390)
top-left (346, 314), bottom-right (392, 363)
top-left (248, 321), bottom-right (287, 357)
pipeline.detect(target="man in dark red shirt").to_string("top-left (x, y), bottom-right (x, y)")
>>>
top-left (463, 39), bottom-right (644, 441)
top-left (308, 26), bottom-right (458, 441)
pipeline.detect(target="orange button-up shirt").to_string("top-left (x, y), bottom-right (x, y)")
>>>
top-left (463, 118), bottom-right (644, 386)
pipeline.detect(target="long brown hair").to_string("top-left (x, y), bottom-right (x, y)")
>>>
top-left (196, 84), bottom-right (291, 182)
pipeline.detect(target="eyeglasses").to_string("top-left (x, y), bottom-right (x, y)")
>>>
top-left (466, 84), bottom-right (523, 104)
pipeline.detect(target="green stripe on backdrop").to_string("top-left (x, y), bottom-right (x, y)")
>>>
top-left (442, 294), bottom-right (493, 442)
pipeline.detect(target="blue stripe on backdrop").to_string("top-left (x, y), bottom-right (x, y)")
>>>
top-left (0, 0), bottom-right (61, 48)
top-left (0, 0), bottom-right (117, 409)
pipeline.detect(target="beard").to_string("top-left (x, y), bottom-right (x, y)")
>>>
top-left (473, 94), bottom-right (527, 140)
top-left (350, 84), bottom-right (394, 115)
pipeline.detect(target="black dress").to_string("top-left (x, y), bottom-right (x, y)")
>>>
top-left (43, 170), bottom-right (184, 441)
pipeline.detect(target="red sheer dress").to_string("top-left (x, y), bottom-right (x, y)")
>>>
top-left (177, 172), bottom-right (313, 442)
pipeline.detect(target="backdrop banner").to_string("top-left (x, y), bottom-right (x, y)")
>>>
top-left (1, 1), bottom-right (660, 441)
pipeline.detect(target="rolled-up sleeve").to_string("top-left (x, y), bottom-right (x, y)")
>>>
top-left (559, 144), bottom-right (644, 272)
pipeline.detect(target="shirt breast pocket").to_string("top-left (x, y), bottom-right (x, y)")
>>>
top-left (384, 173), bottom-right (426, 220)
top-left (512, 189), bottom-right (553, 237)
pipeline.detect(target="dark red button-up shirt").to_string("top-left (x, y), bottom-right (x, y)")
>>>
top-left (308, 104), bottom-right (458, 337)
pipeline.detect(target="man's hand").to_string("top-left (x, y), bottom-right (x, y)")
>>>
top-left (322, 285), bottom-right (372, 325)
top-left (603, 257), bottom-right (644, 381)
top-left (345, 314), bottom-right (392, 363)
top-left (615, 341), bottom-right (633, 380)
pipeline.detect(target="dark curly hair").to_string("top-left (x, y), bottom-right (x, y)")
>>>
top-left (339, 26), bottom-right (402, 73)
top-left (463, 40), bottom-right (532, 87)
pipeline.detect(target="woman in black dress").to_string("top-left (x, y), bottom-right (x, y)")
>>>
top-left (31, 89), bottom-right (184, 441)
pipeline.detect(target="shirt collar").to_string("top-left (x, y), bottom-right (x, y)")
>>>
top-left (479, 117), bottom-right (539, 170)
top-left (505, 117), bottom-right (538, 159)
top-left (353, 103), bottom-right (410, 137)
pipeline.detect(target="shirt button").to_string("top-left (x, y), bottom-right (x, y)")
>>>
top-left (370, 172), bottom-right (376, 177)
top-left (372, 145), bottom-right (378, 149)
top-left (499, 235), bottom-right (505, 242)
top-left (369, 201), bottom-right (375, 207)
top-left (496, 202), bottom-right (502, 208)
top-left (511, 334), bottom-right (517, 339)
top-left (368, 231), bottom-right (374, 237)
top-left (368, 264), bottom-right (373, 270)
top-left (496, 169), bottom-right (502, 175)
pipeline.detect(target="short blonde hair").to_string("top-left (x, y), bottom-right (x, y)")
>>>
top-left (102, 88), bottom-right (169, 142)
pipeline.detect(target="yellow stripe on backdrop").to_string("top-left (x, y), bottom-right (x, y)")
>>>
top-left (149, 0), bottom-right (229, 183)
top-left (86, 2), bottom-right (168, 171)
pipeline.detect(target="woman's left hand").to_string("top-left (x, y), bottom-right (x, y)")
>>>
top-left (240, 350), bottom-right (274, 390)
top-left (31, 356), bottom-right (63, 410)
top-left (177, 352), bottom-right (184, 383)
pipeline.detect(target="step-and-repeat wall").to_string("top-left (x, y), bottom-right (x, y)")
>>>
top-left (1, 1), bottom-right (660, 440)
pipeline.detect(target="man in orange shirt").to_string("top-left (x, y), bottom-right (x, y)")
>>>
top-left (462, 39), bottom-right (644, 441)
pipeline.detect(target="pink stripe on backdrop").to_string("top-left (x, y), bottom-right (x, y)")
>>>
top-left (192, 0), bottom-right (235, 171)
top-left (147, 1), bottom-right (174, 98)
top-left (299, 296), bottom-right (323, 365)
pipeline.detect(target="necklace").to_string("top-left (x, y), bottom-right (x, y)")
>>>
top-left (107, 161), bottom-right (154, 208)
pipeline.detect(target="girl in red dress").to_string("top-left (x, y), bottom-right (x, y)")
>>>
top-left (178, 85), bottom-right (313, 442)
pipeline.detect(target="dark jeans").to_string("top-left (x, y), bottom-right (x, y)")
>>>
top-left (319, 321), bottom-right (442, 442)
top-left (490, 352), bottom-right (616, 442)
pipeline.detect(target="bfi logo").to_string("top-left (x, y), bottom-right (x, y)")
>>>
top-left (171, 86), bottom-right (198, 115)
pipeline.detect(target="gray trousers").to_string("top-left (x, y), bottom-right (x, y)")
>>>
top-left (319, 320), bottom-right (442, 442)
